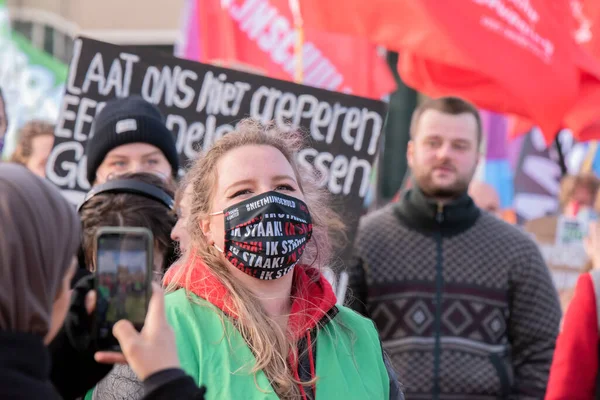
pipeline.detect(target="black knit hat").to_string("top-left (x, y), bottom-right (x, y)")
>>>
top-left (85, 96), bottom-right (179, 184)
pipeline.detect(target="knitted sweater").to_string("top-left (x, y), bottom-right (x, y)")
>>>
top-left (348, 188), bottom-right (561, 400)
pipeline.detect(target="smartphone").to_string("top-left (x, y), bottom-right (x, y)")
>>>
top-left (92, 227), bottom-right (153, 351)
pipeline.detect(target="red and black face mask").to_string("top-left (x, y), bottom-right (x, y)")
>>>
top-left (210, 191), bottom-right (313, 280)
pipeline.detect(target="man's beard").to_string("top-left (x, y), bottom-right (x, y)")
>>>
top-left (414, 167), bottom-right (474, 201)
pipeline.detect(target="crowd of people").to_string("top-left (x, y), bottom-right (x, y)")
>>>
top-left (1, 92), bottom-right (598, 400)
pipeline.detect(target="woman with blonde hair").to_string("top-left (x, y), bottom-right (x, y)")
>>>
top-left (162, 119), bottom-right (402, 399)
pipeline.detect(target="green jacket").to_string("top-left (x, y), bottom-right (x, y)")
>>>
top-left (166, 288), bottom-right (393, 399)
top-left (87, 265), bottom-right (403, 400)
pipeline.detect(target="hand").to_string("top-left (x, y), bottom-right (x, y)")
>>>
top-left (584, 221), bottom-right (600, 269)
top-left (95, 283), bottom-right (180, 381)
top-left (85, 291), bottom-right (96, 314)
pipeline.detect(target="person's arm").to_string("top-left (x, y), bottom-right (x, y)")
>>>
top-left (346, 255), bottom-right (369, 316)
top-left (347, 216), bottom-right (374, 316)
top-left (91, 364), bottom-right (144, 400)
top-left (508, 243), bottom-right (562, 399)
top-left (142, 369), bottom-right (206, 400)
top-left (95, 284), bottom-right (188, 398)
top-left (95, 285), bottom-right (208, 400)
top-left (545, 273), bottom-right (598, 400)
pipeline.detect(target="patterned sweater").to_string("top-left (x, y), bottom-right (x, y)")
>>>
top-left (348, 188), bottom-right (561, 400)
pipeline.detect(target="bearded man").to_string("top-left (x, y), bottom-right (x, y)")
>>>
top-left (348, 96), bottom-right (560, 400)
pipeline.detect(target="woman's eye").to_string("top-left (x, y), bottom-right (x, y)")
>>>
top-left (230, 189), bottom-right (252, 198)
top-left (276, 184), bottom-right (295, 192)
top-left (146, 159), bottom-right (159, 165)
top-left (110, 161), bottom-right (126, 168)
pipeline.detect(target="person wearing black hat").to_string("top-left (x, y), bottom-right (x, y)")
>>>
top-left (86, 95), bottom-right (179, 186)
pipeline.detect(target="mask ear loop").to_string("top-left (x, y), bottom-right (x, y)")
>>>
top-left (207, 211), bottom-right (225, 253)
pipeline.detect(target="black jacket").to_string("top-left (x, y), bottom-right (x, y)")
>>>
top-left (0, 330), bottom-right (205, 400)
top-left (0, 331), bottom-right (61, 400)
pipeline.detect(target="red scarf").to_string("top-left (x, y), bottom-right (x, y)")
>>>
top-left (163, 255), bottom-right (337, 340)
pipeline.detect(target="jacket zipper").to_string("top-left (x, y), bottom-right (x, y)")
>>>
top-left (433, 202), bottom-right (444, 400)
top-left (296, 308), bottom-right (337, 400)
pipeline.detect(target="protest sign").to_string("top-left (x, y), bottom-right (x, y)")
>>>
top-left (48, 37), bottom-right (387, 265)
top-left (524, 214), bottom-right (589, 310)
top-left (555, 215), bottom-right (589, 246)
top-left (513, 128), bottom-right (576, 223)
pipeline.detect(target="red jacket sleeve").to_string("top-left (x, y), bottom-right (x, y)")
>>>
top-left (545, 273), bottom-right (598, 400)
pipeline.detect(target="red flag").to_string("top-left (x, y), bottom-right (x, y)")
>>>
top-left (508, 0), bottom-right (600, 142)
top-left (193, 0), bottom-right (395, 100)
top-left (508, 116), bottom-right (535, 138)
top-left (570, 0), bottom-right (600, 55)
top-left (299, 0), bottom-right (589, 140)
top-left (562, 0), bottom-right (600, 142)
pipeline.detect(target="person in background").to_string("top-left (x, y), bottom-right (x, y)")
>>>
top-left (80, 172), bottom-right (178, 400)
top-left (524, 173), bottom-right (600, 311)
top-left (545, 220), bottom-right (600, 399)
top-left (574, 186), bottom-right (600, 276)
top-left (526, 173), bottom-right (600, 239)
top-left (0, 163), bottom-right (205, 400)
top-left (468, 180), bottom-right (501, 218)
top-left (79, 172), bottom-right (177, 277)
top-left (86, 95), bottom-right (179, 186)
top-left (171, 180), bottom-right (193, 256)
top-left (559, 173), bottom-right (600, 218)
top-left (348, 96), bottom-right (561, 399)
top-left (9, 120), bottom-right (55, 178)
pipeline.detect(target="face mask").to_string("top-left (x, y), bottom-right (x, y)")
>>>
top-left (210, 191), bottom-right (313, 280)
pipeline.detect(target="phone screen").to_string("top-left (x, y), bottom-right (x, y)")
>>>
top-left (95, 231), bottom-right (151, 351)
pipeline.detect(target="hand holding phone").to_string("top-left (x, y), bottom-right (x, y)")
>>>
top-left (93, 227), bottom-right (153, 352)
top-left (95, 283), bottom-right (181, 381)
